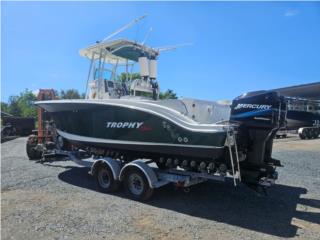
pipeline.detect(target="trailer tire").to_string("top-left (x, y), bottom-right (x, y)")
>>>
top-left (96, 164), bottom-right (120, 193)
top-left (10, 127), bottom-right (17, 136)
top-left (311, 129), bottom-right (319, 139)
top-left (299, 129), bottom-right (306, 140)
top-left (310, 130), bottom-right (315, 139)
top-left (123, 167), bottom-right (154, 201)
top-left (314, 129), bottom-right (319, 139)
top-left (26, 143), bottom-right (42, 160)
top-left (306, 129), bottom-right (313, 139)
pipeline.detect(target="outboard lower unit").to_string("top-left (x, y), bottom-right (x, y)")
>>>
top-left (230, 91), bottom-right (286, 186)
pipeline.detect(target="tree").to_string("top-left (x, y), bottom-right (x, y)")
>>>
top-left (59, 89), bottom-right (84, 99)
top-left (1, 84), bottom-right (177, 119)
top-left (1, 89), bottom-right (87, 118)
top-left (8, 95), bottom-right (21, 116)
top-left (17, 89), bottom-right (37, 117)
top-left (117, 72), bottom-right (141, 82)
top-left (1, 102), bottom-right (10, 113)
top-left (159, 89), bottom-right (178, 100)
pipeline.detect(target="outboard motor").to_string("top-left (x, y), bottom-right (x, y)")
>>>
top-left (230, 91), bottom-right (286, 186)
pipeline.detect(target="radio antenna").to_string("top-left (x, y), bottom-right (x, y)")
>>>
top-left (102, 15), bottom-right (147, 42)
top-left (155, 43), bottom-right (193, 53)
top-left (141, 27), bottom-right (153, 45)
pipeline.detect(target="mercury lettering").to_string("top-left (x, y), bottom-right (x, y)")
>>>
top-left (234, 104), bottom-right (272, 110)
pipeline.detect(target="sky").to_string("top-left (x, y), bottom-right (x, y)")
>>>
top-left (2, 1), bottom-right (320, 102)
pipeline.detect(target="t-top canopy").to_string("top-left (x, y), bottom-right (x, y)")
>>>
top-left (79, 39), bottom-right (159, 64)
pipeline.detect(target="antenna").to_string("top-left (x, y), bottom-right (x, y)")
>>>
top-left (102, 15), bottom-right (147, 42)
top-left (155, 43), bottom-right (193, 52)
top-left (141, 27), bottom-right (153, 45)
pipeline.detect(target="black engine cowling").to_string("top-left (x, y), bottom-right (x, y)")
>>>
top-left (230, 91), bottom-right (286, 185)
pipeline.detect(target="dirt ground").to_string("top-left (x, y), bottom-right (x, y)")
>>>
top-left (1, 136), bottom-right (320, 240)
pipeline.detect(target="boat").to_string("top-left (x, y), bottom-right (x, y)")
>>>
top-left (35, 18), bottom-right (286, 187)
top-left (286, 98), bottom-right (320, 137)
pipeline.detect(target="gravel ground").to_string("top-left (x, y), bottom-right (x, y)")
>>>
top-left (1, 136), bottom-right (320, 240)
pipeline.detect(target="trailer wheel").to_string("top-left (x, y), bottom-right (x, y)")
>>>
top-left (314, 129), bottom-right (319, 139)
top-left (10, 127), bottom-right (17, 136)
top-left (299, 129), bottom-right (306, 140)
top-left (311, 129), bottom-right (319, 139)
top-left (96, 164), bottom-right (120, 193)
top-left (306, 129), bottom-right (313, 139)
top-left (26, 142), bottom-right (42, 160)
top-left (123, 168), bottom-right (154, 201)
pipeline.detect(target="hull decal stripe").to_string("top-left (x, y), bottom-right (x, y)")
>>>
top-left (36, 100), bottom-right (229, 133)
top-left (57, 130), bottom-right (224, 149)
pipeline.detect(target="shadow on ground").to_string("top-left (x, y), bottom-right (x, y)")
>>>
top-left (58, 166), bottom-right (320, 238)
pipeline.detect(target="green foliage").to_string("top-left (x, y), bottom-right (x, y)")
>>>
top-left (1, 102), bottom-right (10, 113)
top-left (159, 89), bottom-right (178, 100)
top-left (1, 86), bottom-right (177, 119)
top-left (117, 72), bottom-right (141, 82)
top-left (17, 89), bottom-right (37, 117)
top-left (7, 95), bottom-right (21, 116)
top-left (58, 89), bottom-right (84, 99)
top-left (2, 88), bottom-right (85, 118)
top-left (1, 90), bottom-right (37, 117)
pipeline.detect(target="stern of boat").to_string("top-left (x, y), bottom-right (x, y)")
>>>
top-left (230, 91), bottom-right (286, 186)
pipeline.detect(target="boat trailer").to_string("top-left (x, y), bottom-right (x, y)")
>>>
top-left (38, 129), bottom-right (276, 201)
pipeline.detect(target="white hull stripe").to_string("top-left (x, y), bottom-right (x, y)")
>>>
top-left (57, 130), bottom-right (224, 149)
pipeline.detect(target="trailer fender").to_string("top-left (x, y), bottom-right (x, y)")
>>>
top-left (298, 127), bottom-right (304, 135)
top-left (90, 157), bottom-right (121, 180)
top-left (119, 160), bottom-right (158, 189)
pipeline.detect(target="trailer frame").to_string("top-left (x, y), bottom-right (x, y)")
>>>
top-left (39, 139), bottom-right (275, 201)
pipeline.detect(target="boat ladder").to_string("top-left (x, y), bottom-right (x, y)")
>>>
top-left (226, 129), bottom-right (241, 186)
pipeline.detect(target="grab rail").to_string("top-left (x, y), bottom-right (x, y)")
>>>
top-left (225, 128), bottom-right (241, 186)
